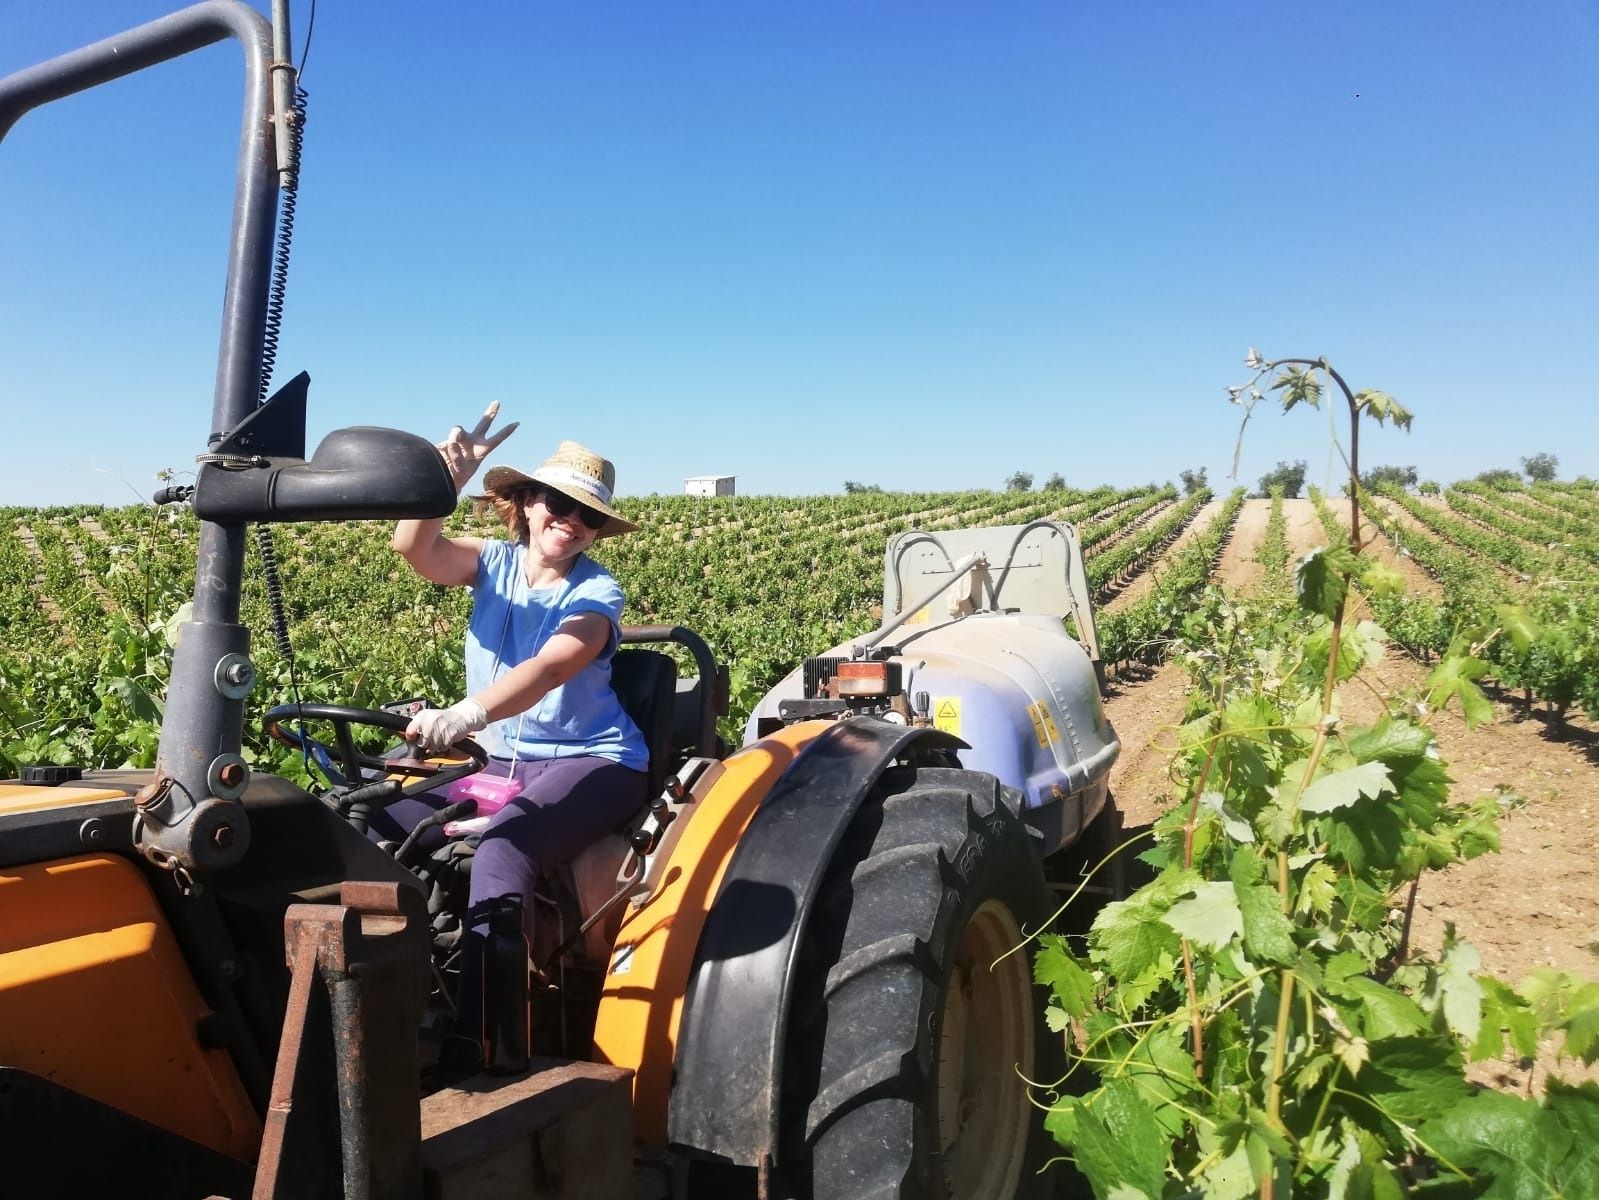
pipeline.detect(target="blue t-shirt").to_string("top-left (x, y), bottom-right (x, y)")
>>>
top-left (463, 541), bottom-right (647, 771)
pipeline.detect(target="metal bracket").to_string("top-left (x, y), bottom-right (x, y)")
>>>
top-left (252, 882), bottom-right (430, 1200)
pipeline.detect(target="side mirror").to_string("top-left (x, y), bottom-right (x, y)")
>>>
top-left (194, 426), bottom-right (457, 523)
top-left (191, 372), bottom-right (457, 523)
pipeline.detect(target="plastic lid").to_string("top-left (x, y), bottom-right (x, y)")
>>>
top-left (22, 764), bottom-right (84, 786)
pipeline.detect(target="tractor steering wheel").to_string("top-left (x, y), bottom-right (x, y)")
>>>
top-left (263, 702), bottom-right (488, 800)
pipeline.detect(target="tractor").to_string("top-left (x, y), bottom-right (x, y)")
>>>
top-left (0, 4), bottom-right (1122, 1198)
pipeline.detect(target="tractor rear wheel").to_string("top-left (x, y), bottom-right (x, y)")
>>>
top-left (784, 766), bottom-right (1058, 1200)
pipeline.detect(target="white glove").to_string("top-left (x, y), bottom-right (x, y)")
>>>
top-left (406, 698), bottom-right (488, 753)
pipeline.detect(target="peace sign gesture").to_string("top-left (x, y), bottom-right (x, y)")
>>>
top-left (437, 402), bottom-right (519, 489)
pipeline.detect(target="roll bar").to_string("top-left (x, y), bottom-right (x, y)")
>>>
top-left (0, 2), bottom-right (278, 873)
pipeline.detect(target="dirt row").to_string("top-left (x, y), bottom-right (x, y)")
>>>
top-left (1101, 498), bottom-right (1224, 614)
top-left (1100, 498), bottom-right (1599, 1091)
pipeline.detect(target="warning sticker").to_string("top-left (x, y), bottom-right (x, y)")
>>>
top-left (933, 697), bottom-right (961, 737)
top-left (1027, 701), bottom-right (1059, 750)
top-left (609, 943), bottom-right (635, 977)
top-left (906, 606), bottom-right (931, 626)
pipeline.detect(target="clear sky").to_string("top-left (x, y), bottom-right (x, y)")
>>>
top-left (2, 1), bottom-right (1595, 507)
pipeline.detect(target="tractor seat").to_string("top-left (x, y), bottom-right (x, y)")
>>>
top-left (610, 648), bottom-right (677, 801)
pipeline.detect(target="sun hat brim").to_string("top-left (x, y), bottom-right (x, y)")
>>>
top-left (481, 464), bottom-right (638, 539)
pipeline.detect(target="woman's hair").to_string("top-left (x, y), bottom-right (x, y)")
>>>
top-left (473, 485), bottom-right (538, 544)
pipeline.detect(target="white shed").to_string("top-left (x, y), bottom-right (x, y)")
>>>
top-left (684, 475), bottom-right (736, 497)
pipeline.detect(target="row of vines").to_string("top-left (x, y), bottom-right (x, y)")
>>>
top-left (1313, 479), bottom-right (1599, 724)
top-left (1, 482), bottom-right (1195, 776)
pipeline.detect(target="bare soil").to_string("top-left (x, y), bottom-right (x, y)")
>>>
top-left (1101, 498), bottom-right (1599, 1091)
top-left (1214, 498), bottom-right (1272, 592)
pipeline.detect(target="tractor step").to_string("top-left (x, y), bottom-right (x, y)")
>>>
top-left (421, 1058), bottom-right (634, 1199)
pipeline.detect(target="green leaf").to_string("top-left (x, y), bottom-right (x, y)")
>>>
top-left (1458, 683), bottom-right (1494, 730)
top-left (1069, 1079), bottom-right (1170, 1200)
top-left (1360, 558), bottom-right (1407, 598)
top-left (1558, 987), bottom-right (1599, 1064)
top-left (1347, 718), bottom-right (1433, 765)
top-left (1428, 937), bottom-right (1484, 1044)
top-left (163, 600), bottom-right (194, 648)
top-left (1201, 789), bottom-right (1255, 843)
top-left (1473, 977), bottom-right (1540, 1063)
top-left (1360, 1036), bottom-right (1471, 1126)
top-left (1419, 1089), bottom-right (1593, 1200)
top-left (1115, 954), bottom-right (1175, 1012)
top-left (1341, 976), bottom-right (1429, 1040)
top-left (1495, 604), bottom-right (1541, 655)
top-left (1089, 869), bottom-right (1196, 982)
top-left (1199, 1142), bottom-right (1258, 1200)
top-left (1035, 934), bottom-right (1097, 1020)
top-left (1121, 1022), bottom-right (1198, 1139)
top-left (1297, 543), bottom-right (1357, 618)
top-left (1322, 801), bottom-right (1407, 872)
top-left (1296, 861), bottom-right (1338, 916)
top-left (1389, 754), bottom-right (1453, 829)
top-left (1357, 389), bottom-right (1414, 431)
top-left (1329, 1123), bottom-right (1409, 1200)
top-left (1426, 655), bottom-right (1495, 731)
top-left (102, 675), bottom-right (163, 724)
top-left (1300, 761), bottom-right (1394, 814)
top-left (1236, 881), bottom-right (1297, 965)
top-left (1044, 1094), bottom-right (1080, 1147)
top-left (1161, 881), bottom-right (1244, 951)
top-left (1271, 364), bottom-right (1323, 411)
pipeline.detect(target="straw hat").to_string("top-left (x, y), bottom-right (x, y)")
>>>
top-left (482, 441), bottom-right (638, 538)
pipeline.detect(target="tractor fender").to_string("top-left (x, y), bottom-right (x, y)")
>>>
top-left (666, 716), bottom-right (964, 1169)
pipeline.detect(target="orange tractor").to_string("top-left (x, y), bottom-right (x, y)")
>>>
top-left (0, 5), bottom-right (1122, 1197)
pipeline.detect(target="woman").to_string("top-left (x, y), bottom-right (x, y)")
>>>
top-left (379, 404), bottom-right (648, 1040)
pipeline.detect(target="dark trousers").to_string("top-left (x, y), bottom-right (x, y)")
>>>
top-left (369, 754), bottom-right (648, 1037)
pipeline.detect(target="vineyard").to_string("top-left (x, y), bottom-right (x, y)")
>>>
top-left (5, 473), bottom-right (1599, 1195)
top-left (0, 480), bottom-right (1227, 777)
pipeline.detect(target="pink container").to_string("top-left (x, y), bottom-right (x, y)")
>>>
top-left (445, 770), bottom-right (523, 817)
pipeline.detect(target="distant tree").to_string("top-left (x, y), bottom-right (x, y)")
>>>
top-left (843, 480), bottom-right (883, 494)
top-left (1005, 471), bottom-right (1033, 493)
top-left (1042, 472), bottom-right (1066, 490)
top-left (1419, 480), bottom-right (1441, 495)
top-left (1255, 459), bottom-right (1307, 499)
top-left (1521, 453), bottom-right (1558, 483)
top-left (1475, 468), bottom-right (1521, 489)
top-left (1178, 467), bottom-right (1208, 496)
top-left (1360, 464), bottom-right (1418, 491)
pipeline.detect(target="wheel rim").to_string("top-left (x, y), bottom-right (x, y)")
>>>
top-left (935, 898), bottom-right (1035, 1198)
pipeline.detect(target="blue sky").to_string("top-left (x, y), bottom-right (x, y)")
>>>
top-left (3, 1), bottom-right (1595, 506)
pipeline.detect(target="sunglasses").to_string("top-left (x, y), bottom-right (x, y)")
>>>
top-left (536, 487), bottom-right (607, 532)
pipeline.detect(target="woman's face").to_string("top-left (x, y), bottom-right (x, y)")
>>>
top-left (523, 489), bottom-right (600, 565)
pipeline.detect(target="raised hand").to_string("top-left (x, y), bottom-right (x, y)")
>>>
top-left (437, 402), bottom-right (519, 488)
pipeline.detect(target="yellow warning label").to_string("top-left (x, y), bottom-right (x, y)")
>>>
top-left (1027, 701), bottom-right (1058, 750)
top-left (933, 696), bottom-right (961, 737)
top-left (906, 606), bottom-right (931, 626)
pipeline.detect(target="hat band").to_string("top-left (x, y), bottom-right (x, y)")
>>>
top-left (537, 467), bottom-right (612, 504)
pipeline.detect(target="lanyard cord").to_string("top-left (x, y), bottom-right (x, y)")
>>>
top-left (487, 545), bottom-right (570, 777)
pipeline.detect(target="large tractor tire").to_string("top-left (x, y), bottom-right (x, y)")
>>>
top-left (784, 766), bottom-right (1059, 1200)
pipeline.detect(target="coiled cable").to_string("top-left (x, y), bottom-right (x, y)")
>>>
top-left (257, 83), bottom-right (306, 406)
top-left (255, 81), bottom-right (310, 767)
